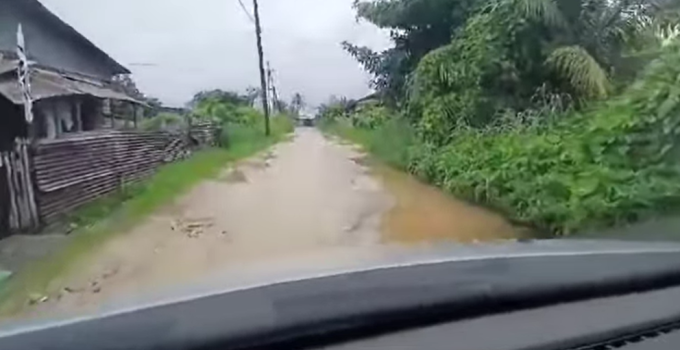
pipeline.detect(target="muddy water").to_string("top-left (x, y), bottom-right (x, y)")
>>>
top-left (363, 160), bottom-right (518, 244)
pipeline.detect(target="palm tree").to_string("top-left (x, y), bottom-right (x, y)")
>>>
top-left (518, 0), bottom-right (678, 99)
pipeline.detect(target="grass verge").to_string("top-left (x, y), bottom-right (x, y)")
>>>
top-left (0, 123), bottom-right (291, 317)
top-left (320, 117), bottom-right (415, 171)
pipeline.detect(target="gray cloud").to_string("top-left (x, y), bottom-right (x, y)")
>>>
top-left (40, 0), bottom-right (390, 107)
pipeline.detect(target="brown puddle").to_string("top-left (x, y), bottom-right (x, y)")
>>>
top-left (367, 160), bottom-right (519, 244)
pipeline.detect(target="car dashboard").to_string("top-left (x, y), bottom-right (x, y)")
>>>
top-left (3, 241), bottom-right (680, 350)
top-left (321, 285), bottom-right (680, 350)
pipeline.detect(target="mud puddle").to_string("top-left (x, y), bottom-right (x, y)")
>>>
top-left (353, 157), bottom-right (519, 244)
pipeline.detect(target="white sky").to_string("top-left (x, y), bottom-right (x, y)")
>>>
top-left (39, 0), bottom-right (391, 107)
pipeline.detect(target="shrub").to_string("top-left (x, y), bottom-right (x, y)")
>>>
top-left (139, 113), bottom-right (186, 131)
top-left (330, 44), bottom-right (680, 236)
top-left (219, 113), bottom-right (293, 148)
top-left (271, 113), bottom-right (295, 134)
top-left (324, 107), bottom-right (416, 170)
top-left (192, 96), bottom-right (265, 126)
top-left (236, 106), bottom-right (267, 126)
top-left (350, 103), bottom-right (390, 129)
top-left (408, 44), bottom-right (680, 235)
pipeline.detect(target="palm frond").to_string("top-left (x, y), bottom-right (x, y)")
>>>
top-left (546, 46), bottom-right (610, 99)
top-left (515, 0), bottom-right (568, 28)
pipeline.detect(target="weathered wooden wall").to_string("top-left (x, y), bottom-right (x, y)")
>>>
top-left (1, 139), bottom-right (39, 233)
top-left (32, 124), bottom-right (218, 225)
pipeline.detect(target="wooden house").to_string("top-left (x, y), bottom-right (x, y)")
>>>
top-left (0, 0), bottom-right (140, 236)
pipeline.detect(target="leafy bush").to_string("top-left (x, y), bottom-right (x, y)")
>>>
top-left (329, 0), bottom-right (680, 237)
top-left (220, 114), bottom-right (293, 148)
top-left (329, 44), bottom-right (680, 236)
top-left (192, 96), bottom-right (265, 126)
top-left (236, 106), bottom-right (267, 126)
top-left (220, 124), bottom-right (262, 148)
top-left (189, 92), bottom-right (293, 149)
top-left (323, 108), bottom-right (416, 170)
top-left (271, 113), bottom-right (295, 134)
top-left (408, 44), bottom-right (680, 235)
top-left (350, 103), bottom-right (391, 129)
top-left (317, 101), bottom-right (349, 127)
top-left (139, 113), bottom-right (186, 131)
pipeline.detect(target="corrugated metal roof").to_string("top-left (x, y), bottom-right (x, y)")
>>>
top-left (0, 64), bottom-right (141, 104)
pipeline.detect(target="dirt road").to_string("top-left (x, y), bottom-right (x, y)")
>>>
top-left (20, 128), bottom-right (517, 320)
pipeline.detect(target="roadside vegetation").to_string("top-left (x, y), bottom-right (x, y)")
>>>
top-left (322, 0), bottom-right (680, 236)
top-left (0, 92), bottom-right (292, 315)
top-left (139, 112), bottom-right (186, 131)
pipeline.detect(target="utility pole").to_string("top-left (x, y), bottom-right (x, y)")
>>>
top-left (252, 0), bottom-right (270, 136)
top-left (267, 61), bottom-right (280, 113)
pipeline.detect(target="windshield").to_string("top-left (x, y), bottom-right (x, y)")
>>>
top-left (1, 0), bottom-right (680, 328)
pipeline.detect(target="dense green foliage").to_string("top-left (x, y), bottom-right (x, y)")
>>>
top-left (327, 0), bottom-right (680, 236)
top-left (324, 115), bottom-right (416, 170)
top-left (190, 89), bottom-right (294, 146)
top-left (408, 0), bottom-right (679, 143)
top-left (348, 0), bottom-right (680, 105)
top-left (410, 45), bottom-right (680, 234)
top-left (189, 89), bottom-right (255, 108)
top-left (220, 114), bottom-right (293, 148)
top-left (139, 112), bottom-right (186, 131)
top-left (343, 0), bottom-right (482, 100)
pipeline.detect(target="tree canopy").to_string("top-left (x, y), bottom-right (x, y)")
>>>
top-left (343, 0), bottom-right (483, 100)
top-left (345, 0), bottom-right (680, 105)
top-left (189, 89), bottom-right (252, 109)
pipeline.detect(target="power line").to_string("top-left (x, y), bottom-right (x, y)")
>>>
top-left (237, 0), bottom-right (256, 23)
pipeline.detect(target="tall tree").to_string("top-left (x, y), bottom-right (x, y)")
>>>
top-left (405, 0), bottom-right (680, 143)
top-left (190, 90), bottom-right (250, 108)
top-left (343, 0), bottom-right (483, 100)
top-left (516, 0), bottom-right (678, 98)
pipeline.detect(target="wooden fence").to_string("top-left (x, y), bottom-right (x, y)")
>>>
top-left (5, 123), bottom-right (220, 229)
top-left (1, 139), bottom-right (39, 233)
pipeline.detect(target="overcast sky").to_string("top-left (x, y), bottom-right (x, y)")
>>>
top-left (40, 0), bottom-right (391, 107)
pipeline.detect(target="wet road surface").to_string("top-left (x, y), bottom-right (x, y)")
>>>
top-left (18, 128), bottom-right (517, 321)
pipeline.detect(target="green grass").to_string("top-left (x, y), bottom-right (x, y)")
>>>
top-left (0, 122), bottom-right (291, 316)
top-left (322, 117), bottom-right (415, 171)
